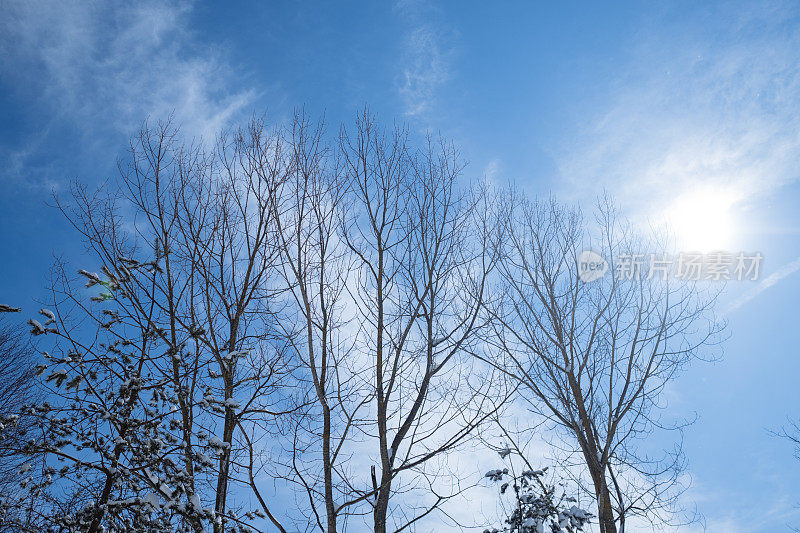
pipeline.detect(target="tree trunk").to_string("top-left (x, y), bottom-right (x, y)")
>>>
top-left (323, 403), bottom-right (337, 533)
top-left (215, 322), bottom-right (239, 533)
top-left (373, 469), bottom-right (392, 533)
top-left (213, 370), bottom-right (235, 533)
top-left (588, 463), bottom-right (617, 533)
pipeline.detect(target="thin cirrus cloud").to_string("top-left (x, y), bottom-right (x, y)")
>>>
top-left (725, 254), bottom-right (800, 314)
top-left (556, 2), bottom-right (800, 227)
top-left (393, 0), bottom-right (456, 118)
top-left (552, 3), bottom-right (800, 309)
top-left (0, 0), bottom-right (256, 184)
top-left (397, 26), bottom-right (452, 117)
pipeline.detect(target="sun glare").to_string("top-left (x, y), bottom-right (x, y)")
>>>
top-left (665, 188), bottom-right (737, 253)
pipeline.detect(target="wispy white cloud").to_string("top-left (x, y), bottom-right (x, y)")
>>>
top-left (398, 26), bottom-right (451, 117)
top-left (557, 2), bottom-right (800, 226)
top-left (726, 255), bottom-right (800, 313)
top-left (551, 2), bottom-right (800, 313)
top-left (0, 0), bottom-right (257, 184)
top-left (393, 0), bottom-right (455, 117)
top-left (483, 158), bottom-right (503, 182)
top-left (676, 472), bottom-right (800, 533)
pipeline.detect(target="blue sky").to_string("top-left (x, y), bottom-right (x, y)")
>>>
top-left (2, 1), bottom-right (800, 531)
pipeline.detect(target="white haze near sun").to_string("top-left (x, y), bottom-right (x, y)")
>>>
top-left (661, 187), bottom-right (740, 253)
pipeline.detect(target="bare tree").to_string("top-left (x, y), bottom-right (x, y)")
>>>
top-left (0, 320), bottom-right (37, 488)
top-left (774, 418), bottom-right (800, 531)
top-left (19, 117), bottom-right (292, 532)
top-left (267, 109), bottom-right (505, 533)
top-left (270, 110), bottom-right (369, 533)
top-left (339, 110), bottom-right (504, 533)
top-left (191, 117), bottom-right (295, 533)
top-left (15, 109), bottom-right (513, 533)
top-left (486, 195), bottom-right (720, 533)
top-left (776, 418), bottom-right (800, 460)
top-left (0, 318), bottom-right (44, 532)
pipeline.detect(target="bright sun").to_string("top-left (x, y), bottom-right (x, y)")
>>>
top-left (664, 188), bottom-right (737, 253)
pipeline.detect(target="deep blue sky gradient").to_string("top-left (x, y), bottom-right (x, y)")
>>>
top-left (2, 2), bottom-right (800, 530)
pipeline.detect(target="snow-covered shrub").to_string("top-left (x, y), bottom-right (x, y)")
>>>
top-left (482, 449), bottom-right (591, 533)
